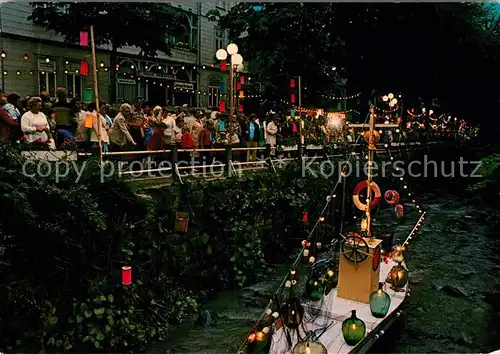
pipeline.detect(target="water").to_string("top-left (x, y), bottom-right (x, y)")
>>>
top-left (153, 193), bottom-right (500, 353)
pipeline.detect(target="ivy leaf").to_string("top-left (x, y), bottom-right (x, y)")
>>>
top-left (64, 342), bottom-right (72, 350)
top-left (47, 316), bottom-right (58, 326)
top-left (84, 310), bottom-right (92, 318)
top-left (76, 315), bottom-right (83, 323)
top-left (94, 308), bottom-right (105, 315)
top-left (96, 333), bottom-right (105, 341)
top-left (99, 295), bottom-right (107, 302)
top-left (107, 294), bottom-right (114, 303)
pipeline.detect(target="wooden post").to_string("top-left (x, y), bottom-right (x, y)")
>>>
top-left (90, 25), bottom-right (102, 164)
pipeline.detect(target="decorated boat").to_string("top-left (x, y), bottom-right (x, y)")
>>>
top-left (235, 100), bottom-right (427, 354)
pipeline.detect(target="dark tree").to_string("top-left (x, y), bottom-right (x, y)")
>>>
top-left (212, 3), bottom-right (500, 122)
top-left (29, 2), bottom-right (183, 102)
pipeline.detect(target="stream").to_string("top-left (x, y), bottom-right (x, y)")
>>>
top-left (153, 191), bottom-right (500, 353)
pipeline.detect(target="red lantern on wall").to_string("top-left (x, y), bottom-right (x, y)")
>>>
top-left (122, 266), bottom-right (132, 285)
top-left (236, 82), bottom-right (242, 91)
top-left (239, 104), bottom-right (244, 112)
top-left (219, 100), bottom-right (226, 112)
top-left (79, 31), bottom-right (88, 46)
top-left (240, 75), bottom-right (245, 85)
top-left (290, 79), bottom-right (295, 88)
top-left (220, 61), bottom-right (227, 71)
top-left (80, 60), bottom-right (89, 76)
top-left (291, 94), bottom-right (296, 103)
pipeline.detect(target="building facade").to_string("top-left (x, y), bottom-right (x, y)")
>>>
top-left (0, 2), bottom-right (233, 107)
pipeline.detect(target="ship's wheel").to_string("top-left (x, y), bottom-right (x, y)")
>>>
top-left (340, 235), bottom-right (369, 264)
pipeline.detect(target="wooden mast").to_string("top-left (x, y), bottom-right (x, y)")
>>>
top-left (90, 25), bottom-right (102, 164)
top-left (365, 104), bottom-right (376, 237)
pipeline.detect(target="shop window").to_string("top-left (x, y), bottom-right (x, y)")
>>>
top-left (215, 27), bottom-right (225, 51)
top-left (66, 74), bottom-right (82, 99)
top-left (39, 71), bottom-right (56, 97)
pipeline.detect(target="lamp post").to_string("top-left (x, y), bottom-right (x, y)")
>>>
top-left (216, 43), bottom-right (244, 116)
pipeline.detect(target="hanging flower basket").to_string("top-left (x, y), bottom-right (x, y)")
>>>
top-left (175, 211), bottom-right (190, 233)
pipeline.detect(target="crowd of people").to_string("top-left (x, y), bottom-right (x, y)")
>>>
top-left (0, 87), bottom-right (478, 163)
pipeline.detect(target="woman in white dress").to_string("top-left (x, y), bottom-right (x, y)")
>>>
top-left (20, 96), bottom-right (51, 143)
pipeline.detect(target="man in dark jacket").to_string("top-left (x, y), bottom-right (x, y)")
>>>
top-left (245, 114), bottom-right (261, 161)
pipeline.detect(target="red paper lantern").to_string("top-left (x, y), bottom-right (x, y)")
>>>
top-left (122, 266), bottom-right (132, 285)
top-left (239, 104), bottom-right (244, 112)
top-left (80, 60), bottom-right (89, 76)
top-left (220, 61), bottom-right (227, 71)
top-left (236, 82), bottom-right (242, 91)
top-left (240, 75), bottom-right (245, 85)
top-left (290, 79), bottom-right (295, 88)
top-left (291, 94), bottom-right (296, 103)
top-left (79, 31), bottom-right (88, 46)
top-left (219, 100), bottom-right (226, 112)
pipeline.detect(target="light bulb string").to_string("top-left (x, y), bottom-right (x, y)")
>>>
top-left (234, 112), bottom-right (370, 354)
top-left (402, 211), bottom-right (426, 247)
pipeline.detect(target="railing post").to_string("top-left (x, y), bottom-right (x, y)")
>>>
top-left (226, 145), bottom-right (233, 177)
top-left (297, 140), bottom-right (303, 158)
top-left (265, 144), bottom-right (271, 159)
top-left (171, 145), bottom-right (179, 183)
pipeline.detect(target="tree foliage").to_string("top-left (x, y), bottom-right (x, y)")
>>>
top-left (213, 3), bottom-right (500, 121)
top-left (29, 2), bottom-right (183, 101)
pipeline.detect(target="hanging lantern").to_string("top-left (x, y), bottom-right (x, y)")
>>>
top-left (237, 82), bottom-right (242, 91)
top-left (80, 60), bottom-right (89, 76)
top-left (240, 75), bottom-right (245, 84)
top-left (239, 90), bottom-right (244, 99)
top-left (369, 282), bottom-right (391, 318)
top-left (291, 93), bottom-right (296, 103)
top-left (281, 297), bottom-right (304, 329)
top-left (292, 339), bottom-right (327, 354)
top-left (220, 61), bottom-right (227, 71)
top-left (239, 104), bottom-right (244, 113)
top-left (219, 100), bottom-right (226, 112)
top-left (290, 79), bottom-right (296, 88)
top-left (79, 31), bottom-right (88, 46)
top-left (306, 279), bottom-right (325, 301)
top-left (342, 310), bottom-right (366, 346)
top-left (386, 264), bottom-right (408, 289)
top-left (394, 204), bottom-right (404, 219)
top-left (384, 190), bottom-right (400, 205)
top-left (23, 53), bottom-right (29, 61)
top-left (302, 212), bottom-right (309, 223)
top-left (174, 211), bottom-right (190, 232)
top-left (247, 326), bottom-right (270, 353)
top-left (122, 266), bottom-right (132, 285)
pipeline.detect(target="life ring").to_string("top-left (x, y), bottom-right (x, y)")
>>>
top-left (353, 181), bottom-right (381, 211)
top-left (384, 190), bottom-right (400, 205)
top-left (395, 204), bottom-right (404, 219)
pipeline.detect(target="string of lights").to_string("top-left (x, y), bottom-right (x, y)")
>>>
top-left (321, 92), bottom-right (361, 100)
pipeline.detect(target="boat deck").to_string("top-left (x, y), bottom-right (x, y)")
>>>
top-left (269, 259), bottom-right (407, 354)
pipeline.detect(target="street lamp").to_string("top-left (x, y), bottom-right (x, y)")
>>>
top-left (215, 43), bottom-right (244, 115)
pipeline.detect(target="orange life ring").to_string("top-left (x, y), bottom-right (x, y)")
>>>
top-left (353, 181), bottom-right (381, 211)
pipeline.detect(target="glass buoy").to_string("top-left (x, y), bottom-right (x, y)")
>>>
top-left (306, 279), bottom-right (325, 301)
top-left (387, 264), bottom-right (408, 288)
top-left (341, 310), bottom-right (366, 346)
top-left (369, 282), bottom-right (391, 318)
top-left (292, 339), bottom-right (327, 354)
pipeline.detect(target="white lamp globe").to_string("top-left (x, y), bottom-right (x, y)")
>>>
top-left (227, 43), bottom-right (238, 55)
top-left (388, 93), bottom-right (394, 99)
top-left (429, 109), bottom-right (434, 115)
top-left (232, 53), bottom-right (243, 65)
top-left (391, 98), bottom-right (398, 105)
top-left (216, 49), bottom-right (228, 61)
top-left (236, 63), bottom-right (245, 72)
top-left (382, 95), bottom-right (389, 102)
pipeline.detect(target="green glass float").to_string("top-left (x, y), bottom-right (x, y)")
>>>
top-left (324, 268), bottom-right (339, 296)
top-left (306, 278), bottom-right (326, 301)
top-left (292, 339), bottom-right (327, 354)
top-left (387, 264), bottom-right (408, 289)
top-left (282, 297), bottom-right (304, 330)
top-left (341, 310), bottom-right (366, 346)
top-left (369, 282), bottom-right (391, 318)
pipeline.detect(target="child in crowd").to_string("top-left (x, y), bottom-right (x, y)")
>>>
top-left (148, 122), bottom-right (167, 151)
